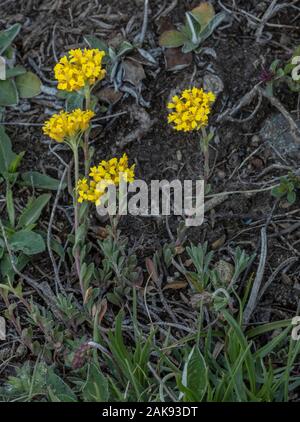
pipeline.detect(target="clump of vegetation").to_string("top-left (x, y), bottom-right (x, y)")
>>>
top-left (159, 2), bottom-right (226, 53)
top-left (272, 172), bottom-right (300, 205)
top-left (0, 24), bottom-right (41, 108)
top-left (1, 2), bottom-right (300, 405)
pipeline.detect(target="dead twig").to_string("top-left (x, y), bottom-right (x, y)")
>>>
top-left (255, 0), bottom-right (278, 43)
top-left (139, 0), bottom-right (149, 46)
top-left (217, 84), bottom-right (260, 123)
top-left (257, 257), bottom-right (298, 303)
top-left (243, 227), bottom-right (268, 324)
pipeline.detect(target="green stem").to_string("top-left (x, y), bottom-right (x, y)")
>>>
top-left (84, 86), bottom-right (91, 177)
top-left (201, 127), bottom-right (210, 183)
top-left (71, 142), bottom-right (84, 298)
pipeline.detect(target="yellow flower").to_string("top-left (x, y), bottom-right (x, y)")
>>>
top-left (77, 154), bottom-right (135, 205)
top-left (43, 109), bottom-right (95, 142)
top-left (167, 87), bottom-right (215, 132)
top-left (77, 178), bottom-right (103, 204)
top-left (54, 49), bottom-right (106, 92)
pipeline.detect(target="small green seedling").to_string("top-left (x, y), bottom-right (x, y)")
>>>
top-left (261, 59), bottom-right (285, 96)
top-left (272, 172), bottom-right (300, 205)
top-left (84, 35), bottom-right (134, 86)
top-left (283, 45), bottom-right (300, 92)
top-left (159, 2), bottom-right (226, 53)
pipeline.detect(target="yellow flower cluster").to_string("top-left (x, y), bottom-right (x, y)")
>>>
top-left (54, 49), bottom-right (106, 92)
top-left (43, 109), bottom-right (95, 142)
top-left (167, 88), bottom-right (216, 132)
top-left (77, 154), bottom-right (135, 205)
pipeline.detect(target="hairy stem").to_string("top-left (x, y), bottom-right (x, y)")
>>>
top-left (201, 127), bottom-right (210, 183)
top-left (84, 87), bottom-right (91, 176)
top-left (72, 143), bottom-right (84, 298)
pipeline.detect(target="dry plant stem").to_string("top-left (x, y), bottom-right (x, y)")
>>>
top-left (206, 184), bottom-right (279, 199)
top-left (243, 227), bottom-right (268, 325)
top-left (139, 0), bottom-right (149, 45)
top-left (257, 257), bottom-right (298, 303)
top-left (255, 0), bottom-right (278, 42)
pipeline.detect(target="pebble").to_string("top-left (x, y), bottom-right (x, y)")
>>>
top-left (260, 113), bottom-right (300, 158)
top-left (217, 170), bottom-right (226, 180)
top-left (251, 135), bottom-right (260, 147)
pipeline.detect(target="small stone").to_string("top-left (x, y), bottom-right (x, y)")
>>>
top-left (0, 317), bottom-right (5, 341)
top-left (217, 170), bottom-right (226, 180)
top-left (203, 73), bottom-right (224, 96)
top-left (255, 1), bottom-right (268, 12)
top-left (214, 260), bottom-right (234, 284)
top-left (251, 135), bottom-right (260, 146)
top-left (251, 157), bottom-right (264, 169)
top-left (280, 34), bottom-right (290, 46)
top-left (282, 274), bottom-right (293, 286)
top-left (20, 102), bottom-right (31, 112)
top-left (176, 150), bottom-right (182, 161)
top-left (260, 113), bottom-right (300, 158)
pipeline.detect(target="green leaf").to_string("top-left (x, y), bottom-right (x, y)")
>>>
top-left (270, 59), bottom-right (280, 73)
top-left (287, 191), bottom-right (296, 204)
top-left (82, 363), bottom-right (109, 402)
top-left (182, 41), bottom-right (198, 54)
top-left (15, 71), bottom-right (41, 98)
top-left (35, 230), bottom-right (65, 259)
top-left (17, 193), bottom-right (51, 229)
top-left (0, 126), bottom-right (17, 174)
top-left (247, 319), bottom-right (292, 338)
top-left (159, 30), bottom-right (188, 48)
top-left (64, 91), bottom-right (84, 111)
top-left (198, 12), bottom-right (226, 43)
top-left (47, 370), bottom-right (77, 402)
top-left (180, 346), bottom-right (208, 401)
top-left (21, 171), bottom-right (66, 190)
top-left (287, 77), bottom-right (300, 92)
top-left (84, 35), bottom-right (109, 54)
top-left (222, 310), bottom-right (256, 393)
top-left (0, 79), bottom-right (18, 106)
top-left (117, 41), bottom-right (134, 57)
top-left (6, 185), bottom-right (15, 228)
top-left (190, 2), bottom-right (215, 28)
top-left (0, 252), bottom-right (29, 278)
top-left (185, 12), bottom-right (201, 45)
top-left (5, 65), bottom-right (26, 79)
top-left (0, 23), bottom-right (21, 55)
top-left (255, 327), bottom-right (291, 360)
top-left (73, 223), bottom-right (87, 251)
top-left (8, 151), bottom-right (25, 173)
top-left (9, 230), bottom-right (45, 255)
